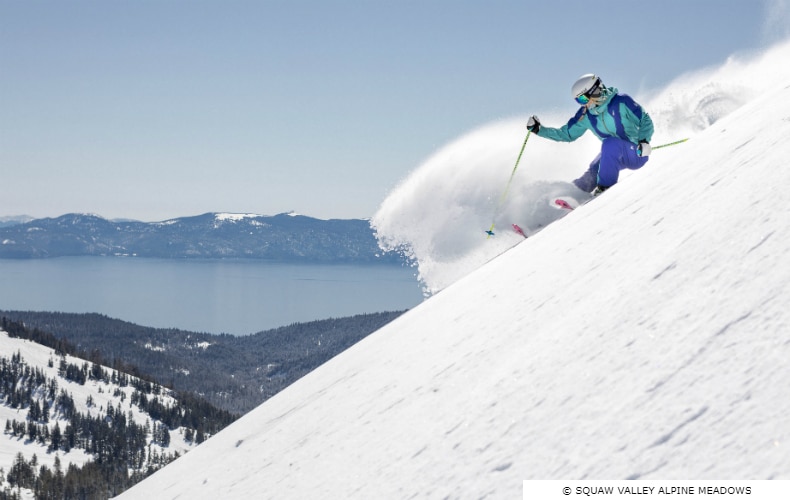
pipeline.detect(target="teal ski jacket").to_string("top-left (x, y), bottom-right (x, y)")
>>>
top-left (537, 87), bottom-right (654, 145)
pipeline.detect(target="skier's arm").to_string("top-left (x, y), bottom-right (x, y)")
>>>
top-left (619, 96), bottom-right (654, 144)
top-left (536, 108), bottom-right (588, 143)
top-left (637, 109), bottom-right (654, 143)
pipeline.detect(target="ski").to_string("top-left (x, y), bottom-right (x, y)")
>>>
top-left (512, 223), bottom-right (527, 238)
top-left (554, 199), bottom-right (575, 211)
top-left (552, 195), bottom-right (585, 211)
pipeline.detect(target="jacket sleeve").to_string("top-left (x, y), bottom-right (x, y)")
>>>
top-left (537, 108), bottom-right (588, 142)
top-left (637, 109), bottom-right (654, 143)
top-left (618, 95), bottom-right (654, 143)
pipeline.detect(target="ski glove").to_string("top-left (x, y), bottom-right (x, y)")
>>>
top-left (527, 115), bottom-right (541, 134)
top-left (637, 141), bottom-right (651, 157)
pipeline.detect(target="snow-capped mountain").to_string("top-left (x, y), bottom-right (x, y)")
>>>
top-left (0, 212), bottom-right (400, 263)
top-left (116, 50), bottom-right (790, 497)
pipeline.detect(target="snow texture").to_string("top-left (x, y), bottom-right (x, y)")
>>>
top-left (120, 41), bottom-right (790, 498)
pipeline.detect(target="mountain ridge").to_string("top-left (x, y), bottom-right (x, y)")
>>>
top-left (0, 212), bottom-right (402, 263)
top-left (0, 309), bottom-right (406, 415)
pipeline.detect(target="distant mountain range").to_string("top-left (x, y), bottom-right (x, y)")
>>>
top-left (0, 215), bottom-right (34, 228)
top-left (0, 212), bottom-right (402, 263)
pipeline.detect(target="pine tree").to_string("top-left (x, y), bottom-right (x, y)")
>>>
top-left (50, 422), bottom-right (62, 452)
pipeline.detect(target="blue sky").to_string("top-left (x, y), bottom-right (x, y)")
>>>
top-left (1, 0), bottom-right (787, 221)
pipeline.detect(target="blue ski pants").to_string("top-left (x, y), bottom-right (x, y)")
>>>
top-left (573, 137), bottom-right (649, 191)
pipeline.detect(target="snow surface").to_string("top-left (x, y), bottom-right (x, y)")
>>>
top-left (121, 42), bottom-right (790, 498)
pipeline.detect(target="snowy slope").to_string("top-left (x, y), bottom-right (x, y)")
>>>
top-left (0, 332), bottom-right (199, 487)
top-left (117, 72), bottom-right (790, 497)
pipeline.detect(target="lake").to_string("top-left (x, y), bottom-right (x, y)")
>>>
top-left (0, 257), bottom-right (425, 335)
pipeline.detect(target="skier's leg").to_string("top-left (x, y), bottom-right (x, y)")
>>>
top-left (596, 138), bottom-right (624, 187)
top-left (623, 140), bottom-right (649, 171)
top-left (573, 153), bottom-right (600, 192)
top-left (596, 138), bottom-right (648, 187)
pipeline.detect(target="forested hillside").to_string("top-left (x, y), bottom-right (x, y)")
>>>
top-left (0, 320), bottom-right (236, 499)
top-left (0, 310), bottom-right (405, 414)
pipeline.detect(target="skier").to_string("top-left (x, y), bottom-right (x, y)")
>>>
top-left (526, 74), bottom-right (654, 195)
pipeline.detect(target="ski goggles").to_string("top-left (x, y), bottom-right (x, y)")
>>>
top-left (575, 79), bottom-right (603, 105)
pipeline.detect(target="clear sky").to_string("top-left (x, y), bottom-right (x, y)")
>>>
top-left (1, 0), bottom-right (787, 221)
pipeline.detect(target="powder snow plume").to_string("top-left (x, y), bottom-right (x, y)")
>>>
top-left (372, 38), bottom-right (790, 294)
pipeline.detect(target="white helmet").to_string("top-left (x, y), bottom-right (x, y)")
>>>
top-left (571, 74), bottom-right (604, 103)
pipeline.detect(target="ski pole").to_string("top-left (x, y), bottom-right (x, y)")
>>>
top-left (486, 130), bottom-right (531, 238)
top-left (652, 138), bottom-right (689, 150)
